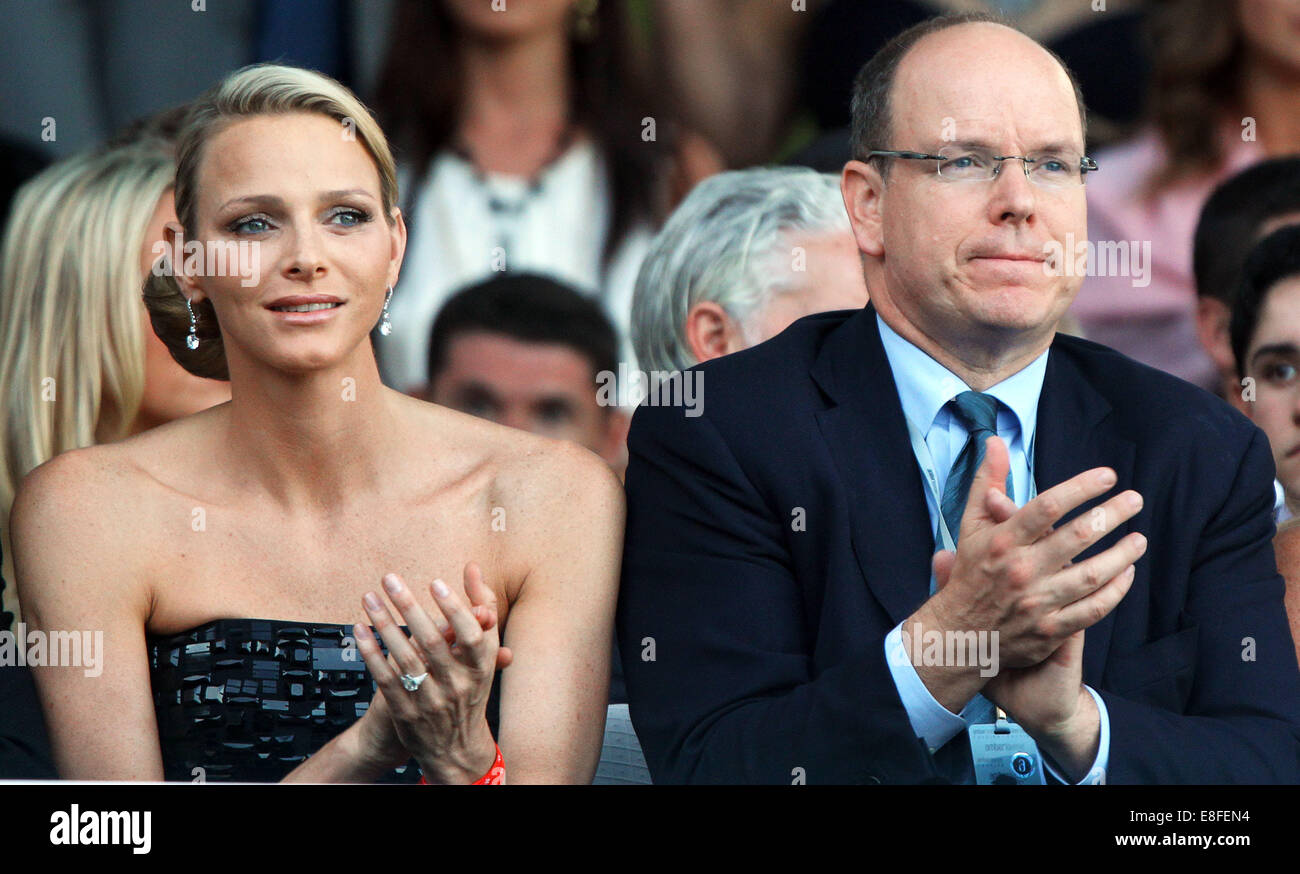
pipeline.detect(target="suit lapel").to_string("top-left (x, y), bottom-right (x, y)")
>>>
top-left (810, 308), bottom-right (1135, 680)
top-left (1034, 340), bottom-right (1135, 685)
top-left (812, 304), bottom-right (936, 626)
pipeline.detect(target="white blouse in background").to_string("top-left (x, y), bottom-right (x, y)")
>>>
top-left (378, 139), bottom-right (652, 393)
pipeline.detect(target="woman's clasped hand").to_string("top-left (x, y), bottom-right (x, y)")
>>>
top-left (350, 562), bottom-right (513, 784)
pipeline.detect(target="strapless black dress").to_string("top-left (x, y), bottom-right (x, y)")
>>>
top-left (147, 618), bottom-right (501, 783)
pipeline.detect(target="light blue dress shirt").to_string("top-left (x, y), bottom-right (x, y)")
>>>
top-left (876, 313), bottom-right (1108, 785)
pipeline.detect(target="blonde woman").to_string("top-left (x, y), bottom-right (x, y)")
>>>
top-left (0, 131), bottom-right (232, 626)
top-left (10, 64), bottom-right (623, 783)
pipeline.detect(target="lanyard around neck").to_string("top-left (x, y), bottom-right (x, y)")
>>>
top-left (903, 413), bottom-right (1038, 554)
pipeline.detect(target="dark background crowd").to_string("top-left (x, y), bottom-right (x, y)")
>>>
top-left (3, 0), bottom-right (1300, 785)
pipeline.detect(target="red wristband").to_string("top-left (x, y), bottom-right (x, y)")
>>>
top-left (418, 744), bottom-right (505, 785)
top-left (471, 744), bottom-right (506, 785)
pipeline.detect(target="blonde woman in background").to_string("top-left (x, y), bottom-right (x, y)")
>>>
top-left (0, 127), bottom-right (231, 627)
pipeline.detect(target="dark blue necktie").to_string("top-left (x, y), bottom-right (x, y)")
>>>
top-left (939, 391), bottom-right (1013, 548)
top-left (931, 391), bottom-right (1015, 773)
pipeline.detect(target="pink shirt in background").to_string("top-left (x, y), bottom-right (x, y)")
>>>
top-left (1068, 128), bottom-right (1262, 391)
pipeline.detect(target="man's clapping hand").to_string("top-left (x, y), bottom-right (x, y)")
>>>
top-left (910, 435), bottom-right (1146, 725)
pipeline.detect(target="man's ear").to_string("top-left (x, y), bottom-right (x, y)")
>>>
top-left (685, 301), bottom-right (743, 363)
top-left (841, 159), bottom-right (885, 259)
top-left (1195, 295), bottom-right (1235, 376)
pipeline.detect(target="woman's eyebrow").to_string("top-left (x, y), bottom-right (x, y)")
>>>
top-left (216, 189), bottom-right (376, 213)
top-left (217, 193), bottom-right (286, 213)
top-left (320, 188), bottom-right (376, 201)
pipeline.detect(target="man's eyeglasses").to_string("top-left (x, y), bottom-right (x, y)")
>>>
top-left (864, 146), bottom-right (1099, 188)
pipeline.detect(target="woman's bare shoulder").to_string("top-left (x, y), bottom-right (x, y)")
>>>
top-left (10, 411), bottom-right (219, 579)
top-left (13, 441), bottom-right (133, 524)
top-left (11, 409), bottom-right (238, 630)
top-left (399, 394), bottom-right (624, 521)
top-left (16, 408), bottom-right (214, 510)
top-left (9, 442), bottom-right (152, 622)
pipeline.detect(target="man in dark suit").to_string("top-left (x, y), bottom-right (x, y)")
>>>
top-left (616, 12), bottom-right (1300, 784)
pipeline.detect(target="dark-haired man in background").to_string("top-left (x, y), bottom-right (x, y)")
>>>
top-left (419, 273), bottom-right (629, 473)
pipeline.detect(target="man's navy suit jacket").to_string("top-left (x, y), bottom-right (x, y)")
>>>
top-left (617, 303), bottom-right (1300, 784)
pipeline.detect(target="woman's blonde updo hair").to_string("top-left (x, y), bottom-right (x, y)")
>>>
top-left (144, 63), bottom-right (400, 380)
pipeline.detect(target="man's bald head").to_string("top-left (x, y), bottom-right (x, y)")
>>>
top-left (837, 11), bottom-right (1091, 384)
top-left (850, 13), bottom-right (1088, 169)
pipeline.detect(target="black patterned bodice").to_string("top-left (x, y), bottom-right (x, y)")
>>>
top-left (147, 618), bottom-right (501, 783)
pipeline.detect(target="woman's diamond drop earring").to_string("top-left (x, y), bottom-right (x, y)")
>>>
top-left (379, 285), bottom-right (394, 336)
top-left (185, 297), bottom-right (200, 350)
